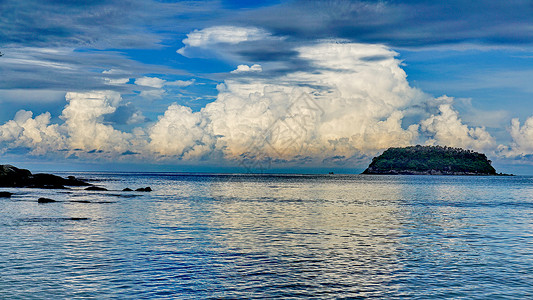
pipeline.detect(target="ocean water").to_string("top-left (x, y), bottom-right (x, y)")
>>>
top-left (1, 173), bottom-right (533, 299)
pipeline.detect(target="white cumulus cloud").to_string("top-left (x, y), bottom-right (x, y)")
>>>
top-left (421, 102), bottom-right (495, 151)
top-left (231, 64), bottom-right (262, 73)
top-left (0, 42), bottom-right (505, 168)
top-left (502, 116), bottom-right (533, 157)
top-left (149, 104), bottom-right (212, 159)
top-left (135, 76), bottom-right (166, 88)
top-left (0, 110), bottom-right (65, 155)
top-left (177, 26), bottom-right (272, 56)
top-left (61, 91), bottom-right (134, 153)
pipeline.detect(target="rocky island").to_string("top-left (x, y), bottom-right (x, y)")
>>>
top-left (362, 145), bottom-right (504, 175)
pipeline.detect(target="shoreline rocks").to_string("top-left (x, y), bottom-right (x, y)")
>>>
top-left (1, 165), bottom-right (91, 188)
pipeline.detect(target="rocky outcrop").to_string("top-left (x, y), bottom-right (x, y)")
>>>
top-left (0, 191), bottom-right (13, 198)
top-left (0, 164), bottom-right (91, 188)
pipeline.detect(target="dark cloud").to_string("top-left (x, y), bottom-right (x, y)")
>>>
top-left (0, 47), bottom-right (184, 92)
top-left (88, 149), bottom-right (104, 154)
top-left (0, 0), bottom-right (226, 49)
top-left (121, 150), bottom-right (139, 155)
top-left (236, 0), bottom-right (533, 48)
top-left (1, 0), bottom-right (156, 48)
top-left (104, 103), bottom-right (148, 125)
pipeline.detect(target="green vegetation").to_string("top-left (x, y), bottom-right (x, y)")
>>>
top-left (363, 145), bottom-right (498, 175)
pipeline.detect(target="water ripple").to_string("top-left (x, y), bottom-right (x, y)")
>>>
top-left (1, 174), bottom-right (533, 298)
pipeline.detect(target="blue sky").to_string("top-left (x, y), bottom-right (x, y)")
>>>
top-left (1, 0), bottom-right (533, 174)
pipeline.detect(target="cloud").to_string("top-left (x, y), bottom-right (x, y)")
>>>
top-left (133, 76), bottom-right (195, 99)
top-left (503, 116), bottom-right (533, 157)
top-left (60, 91), bottom-right (135, 153)
top-left (122, 150), bottom-right (139, 156)
top-left (103, 69), bottom-right (130, 85)
top-left (135, 76), bottom-right (166, 89)
top-left (0, 42), bottom-right (503, 168)
top-left (177, 26), bottom-right (272, 56)
top-left (148, 104), bottom-right (212, 159)
top-left (240, 0), bottom-right (533, 49)
top-left (104, 102), bottom-right (148, 125)
top-left (166, 79), bottom-right (195, 87)
top-left (195, 43), bottom-right (426, 162)
top-left (420, 102), bottom-right (495, 152)
top-left (231, 64), bottom-right (262, 73)
top-left (0, 47), bottom-right (178, 94)
top-left (0, 110), bottom-right (65, 155)
top-left (0, 0), bottom-right (178, 49)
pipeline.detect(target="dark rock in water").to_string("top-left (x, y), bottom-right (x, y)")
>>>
top-left (32, 174), bottom-right (70, 189)
top-left (38, 197), bottom-right (57, 203)
top-left (0, 191), bottom-right (13, 198)
top-left (0, 164), bottom-right (91, 188)
top-left (85, 186), bottom-right (108, 191)
top-left (0, 165), bottom-right (32, 187)
top-left (122, 188), bottom-right (133, 192)
top-left (135, 187), bottom-right (152, 192)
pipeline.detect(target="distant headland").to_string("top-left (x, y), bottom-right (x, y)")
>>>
top-left (362, 145), bottom-right (510, 175)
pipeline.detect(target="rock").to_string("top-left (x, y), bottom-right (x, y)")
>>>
top-left (64, 176), bottom-right (91, 186)
top-left (38, 197), bottom-right (57, 203)
top-left (122, 188), bottom-right (133, 191)
top-left (135, 187), bottom-right (152, 192)
top-left (0, 164), bottom-right (91, 188)
top-left (32, 173), bottom-right (70, 189)
top-left (85, 186), bottom-right (108, 191)
top-left (0, 191), bottom-right (13, 198)
top-left (0, 165), bottom-right (32, 187)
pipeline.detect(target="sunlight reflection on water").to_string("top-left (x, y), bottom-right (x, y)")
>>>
top-left (1, 174), bottom-right (533, 298)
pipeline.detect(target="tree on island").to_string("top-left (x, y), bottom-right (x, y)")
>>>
top-left (363, 145), bottom-right (499, 175)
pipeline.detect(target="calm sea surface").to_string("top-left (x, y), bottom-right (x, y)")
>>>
top-left (1, 173), bottom-right (532, 299)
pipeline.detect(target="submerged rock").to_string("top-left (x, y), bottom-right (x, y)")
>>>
top-left (135, 187), bottom-right (152, 192)
top-left (38, 197), bottom-right (57, 203)
top-left (122, 188), bottom-right (133, 192)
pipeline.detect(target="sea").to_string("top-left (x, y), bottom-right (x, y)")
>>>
top-left (1, 173), bottom-right (532, 299)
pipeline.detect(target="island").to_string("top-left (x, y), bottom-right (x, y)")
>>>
top-left (362, 145), bottom-right (505, 175)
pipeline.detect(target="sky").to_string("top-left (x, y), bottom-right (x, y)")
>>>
top-left (1, 0), bottom-right (533, 174)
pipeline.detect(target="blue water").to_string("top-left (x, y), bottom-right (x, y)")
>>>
top-left (1, 173), bottom-right (533, 299)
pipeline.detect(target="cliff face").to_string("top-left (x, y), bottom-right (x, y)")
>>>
top-left (362, 145), bottom-right (498, 175)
